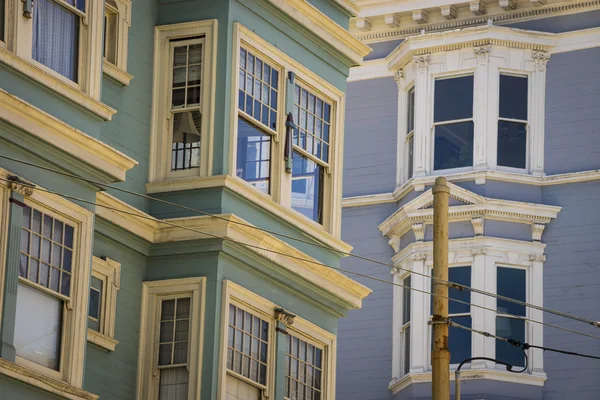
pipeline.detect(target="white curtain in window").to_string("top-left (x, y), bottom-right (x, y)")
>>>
top-left (32, 0), bottom-right (79, 81)
top-left (159, 367), bottom-right (189, 400)
top-left (14, 283), bottom-right (62, 370)
top-left (225, 374), bottom-right (261, 400)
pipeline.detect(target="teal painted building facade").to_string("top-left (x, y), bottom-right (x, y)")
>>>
top-left (0, 0), bottom-right (371, 399)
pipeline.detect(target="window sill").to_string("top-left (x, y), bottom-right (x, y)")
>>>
top-left (103, 60), bottom-right (133, 86)
top-left (146, 175), bottom-right (353, 253)
top-left (87, 329), bottom-right (119, 351)
top-left (0, 358), bottom-right (99, 400)
top-left (389, 368), bottom-right (546, 395)
top-left (0, 47), bottom-right (116, 120)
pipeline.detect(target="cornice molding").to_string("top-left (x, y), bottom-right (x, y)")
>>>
top-left (263, 0), bottom-right (372, 65)
top-left (342, 169), bottom-right (600, 208)
top-left (0, 48), bottom-right (116, 120)
top-left (378, 182), bottom-right (561, 239)
top-left (94, 192), bottom-right (369, 307)
top-left (0, 359), bottom-right (99, 400)
top-left (147, 174), bottom-right (353, 254)
top-left (0, 89), bottom-right (137, 182)
top-left (353, 0), bottom-right (600, 43)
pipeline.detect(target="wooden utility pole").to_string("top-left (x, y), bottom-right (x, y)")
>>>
top-left (432, 176), bottom-right (450, 400)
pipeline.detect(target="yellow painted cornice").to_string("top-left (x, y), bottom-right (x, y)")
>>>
top-left (0, 89), bottom-right (137, 182)
top-left (95, 192), bottom-right (371, 307)
top-left (265, 0), bottom-right (371, 64)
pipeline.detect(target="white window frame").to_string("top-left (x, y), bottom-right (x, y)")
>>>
top-left (0, 170), bottom-right (94, 388)
top-left (102, 0), bottom-right (132, 86)
top-left (218, 280), bottom-right (277, 399)
top-left (397, 40), bottom-right (548, 185)
top-left (148, 21), bottom-right (217, 186)
top-left (284, 315), bottom-right (336, 400)
top-left (87, 256), bottom-right (120, 351)
top-left (390, 237), bottom-right (546, 394)
top-left (0, 0), bottom-right (113, 119)
top-left (235, 43), bottom-right (285, 198)
top-left (136, 277), bottom-right (206, 400)
top-left (230, 23), bottom-right (345, 236)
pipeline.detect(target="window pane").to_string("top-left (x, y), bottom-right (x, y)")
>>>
top-left (434, 76), bottom-right (473, 122)
top-left (497, 121), bottom-right (526, 169)
top-left (434, 121), bottom-right (474, 170)
top-left (499, 75), bottom-right (528, 120)
top-left (497, 267), bottom-right (526, 316)
top-left (449, 316), bottom-right (471, 364)
top-left (294, 83), bottom-right (331, 163)
top-left (448, 266), bottom-right (470, 315)
top-left (286, 335), bottom-right (323, 400)
top-left (402, 276), bottom-right (411, 325)
top-left (239, 48), bottom-right (278, 130)
top-left (15, 283), bottom-right (62, 370)
top-left (104, 11), bottom-right (118, 64)
top-left (227, 305), bottom-right (270, 385)
top-left (32, 0), bottom-right (80, 82)
top-left (407, 87), bottom-right (415, 133)
top-left (159, 366), bottom-right (189, 400)
top-left (291, 151), bottom-right (324, 224)
top-left (407, 135), bottom-right (414, 179)
top-left (496, 317), bottom-right (526, 367)
top-left (171, 111), bottom-right (201, 171)
top-left (403, 328), bottom-right (410, 375)
top-left (236, 118), bottom-right (271, 194)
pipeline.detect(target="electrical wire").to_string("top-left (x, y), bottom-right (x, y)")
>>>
top-left (1, 153), bottom-right (599, 330)
top-left (450, 320), bottom-right (600, 361)
top-left (3, 176), bottom-right (600, 342)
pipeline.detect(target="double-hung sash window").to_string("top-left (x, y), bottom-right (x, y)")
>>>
top-left (169, 39), bottom-right (203, 172)
top-left (285, 335), bottom-right (324, 400)
top-left (406, 87), bottom-right (415, 180)
top-left (226, 304), bottom-right (270, 390)
top-left (433, 76), bottom-right (474, 171)
top-left (401, 275), bottom-right (411, 376)
top-left (157, 297), bottom-right (192, 399)
top-left (88, 275), bottom-right (103, 331)
top-left (496, 267), bottom-right (527, 367)
top-left (15, 205), bottom-right (74, 372)
top-left (292, 84), bottom-right (331, 224)
top-left (236, 47), bottom-right (279, 194)
top-left (431, 266), bottom-right (471, 364)
top-left (497, 75), bottom-right (528, 169)
top-left (32, 0), bottom-right (85, 82)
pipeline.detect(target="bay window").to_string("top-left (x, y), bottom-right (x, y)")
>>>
top-left (230, 24), bottom-right (344, 235)
top-left (102, 0), bottom-right (132, 85)
top-left (87, 256), bottom-right (120, 351)
top-left (497, 75), bottom-right (528, 169)
top-left (433, 75), bottom-right (474, 171)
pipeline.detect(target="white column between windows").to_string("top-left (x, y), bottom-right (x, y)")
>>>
top-left (473, 46), bottom-right (491, 170)
top-left (409, 253), bottom-right (428, 373)
top-left (470, 248), bottom-right (488, 369)
top-left (529, 254), bottom-right (545, 375)
top-left (395, 69), bottom-right (406, 186)
top-left (530, 51), bottom-right (550, 176)
top-left (412, 55), bottom-right (430, 177)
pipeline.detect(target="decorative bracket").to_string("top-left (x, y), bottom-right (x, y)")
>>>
top-left (274, 308), bottom-right (295, 327)
top-left (412, 222), bottom-right (424, 242)
top-left (531, 223), bottom-right (546, 242)
top-left (8, 176), bottom-right (34, 197)
top-left (471, 217), bottom-right (484, 236)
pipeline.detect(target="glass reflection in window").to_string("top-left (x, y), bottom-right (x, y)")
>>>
top-left (498, 75), bottom-right (528, 169)
top-left (291, 151), bottom-right (324, 224)
top-left (236, 118), bottom-right (271, 194)
top-left (496, 267), bottom-right (526, 367)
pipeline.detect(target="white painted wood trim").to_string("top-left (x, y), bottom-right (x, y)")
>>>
top-left (0, 89), bottom-right (137, 181)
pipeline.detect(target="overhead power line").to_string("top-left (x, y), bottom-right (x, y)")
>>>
top-left (450, 321), bottom-right (600, 361)
top-left (1, 154), bottom-right (599, 330)
top-left (2, 176), bottom-right (599, 342)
